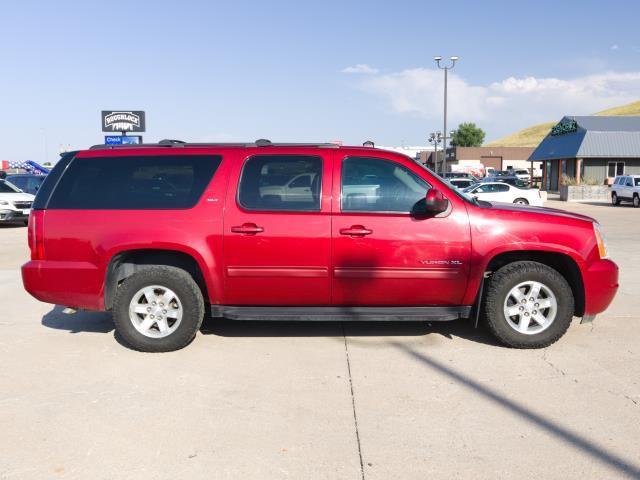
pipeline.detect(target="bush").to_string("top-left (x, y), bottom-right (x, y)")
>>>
top-left (561, 175), bottom-right (600, 186)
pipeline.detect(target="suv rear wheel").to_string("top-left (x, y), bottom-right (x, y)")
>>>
top-left (113, 266), bottom-right (205, 352)
top-left (483, 261), bottom-right (574, 348)
top-left (633, 194), bottom-right (639, 208)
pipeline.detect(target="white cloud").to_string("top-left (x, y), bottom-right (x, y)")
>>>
top-left (356, 68), bottom-right (640, 139)
top-left (342, 64), bottom-right (379, 75)
top-left (611, 44), bottom-right (619, 51)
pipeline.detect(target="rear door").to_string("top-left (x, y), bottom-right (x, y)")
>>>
top-left (222, 149), bottom-right (332, 305)
top-left (331, 153), bottom-right (471, 306)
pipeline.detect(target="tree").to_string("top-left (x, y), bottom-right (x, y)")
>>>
top-left (450, 122), bottom-right (485, 147)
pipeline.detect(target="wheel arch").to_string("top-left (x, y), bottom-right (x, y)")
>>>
top-left (482, 250), bottom-right (585, 317)
top-left (104, 248), bottom-right (211, 310)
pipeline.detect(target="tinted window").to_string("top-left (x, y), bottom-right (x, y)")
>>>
top-left (48, 155), bottom-right (220, 209)
top-left (626, 178), bottom-right (633, 187)
top-left (341, 157), bottom-right (430, 213)
top-left (238, 155), bottom-right (322, 211)
top-left (495, 184), bottom-right (510, 192)
top-left (32, 151), bottom-right (76, 209)
top-left (7, 177), bottom-right (26, 190)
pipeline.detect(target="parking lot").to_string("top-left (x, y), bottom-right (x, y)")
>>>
top-left (0, 200), bottom-right (639, 480)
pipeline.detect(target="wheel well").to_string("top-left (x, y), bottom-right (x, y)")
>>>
top-left (485, 251), bottom-right (585, 317)
top-left (104, 249), bottom-right (209, 310)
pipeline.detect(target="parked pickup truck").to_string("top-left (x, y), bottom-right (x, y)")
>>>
top-left (22, 141), bottom-right (618, 352)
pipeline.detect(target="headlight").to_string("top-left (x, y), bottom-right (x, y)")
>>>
top-left (0, 200), bottom-right (8, 206)
top-left (593, 222), bottom-right (609, 259)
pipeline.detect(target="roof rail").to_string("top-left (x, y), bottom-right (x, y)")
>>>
top-left (89, 140), bottom-right (341, 150)
top-left (158, 139), bottom-right (186, 145)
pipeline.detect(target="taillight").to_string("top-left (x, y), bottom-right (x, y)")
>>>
top-left (28, 210), bottom-right (45, 260)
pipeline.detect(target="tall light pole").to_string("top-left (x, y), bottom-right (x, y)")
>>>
top-left (428, 131), bottom-right (442, 172)
top-left (434, 55), bottom-right (459, 174)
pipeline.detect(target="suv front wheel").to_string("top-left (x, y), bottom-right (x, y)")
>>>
top-left (612, 192), bottom-right (620, 206)
top-left (483, 261), bottom-right (574, 348)
top-left (113, 266), bottom-right (205, 352)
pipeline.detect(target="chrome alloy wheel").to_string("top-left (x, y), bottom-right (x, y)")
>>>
top-left (128, 285), bottom-right (183, 338)
top-left (503, 281), bottom-right (557, 335)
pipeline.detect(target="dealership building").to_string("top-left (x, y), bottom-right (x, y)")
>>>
top-left (420, 146), bottom-right (538, 175)
top-left (530, 116), bottom-right (640, 191)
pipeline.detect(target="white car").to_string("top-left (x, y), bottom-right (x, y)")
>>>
top-left (259, 173), bottom-right (318, 204)
top-left (462, 182), bottom-right (544, 206)
top-left (511, 169), bottom-right (532, 184)
top-left (0, 179), bottom-right (35, 224)
top-left (611, 175), bottom-right (640, 207)
top-left (448, 178), bottom-right (476, 189)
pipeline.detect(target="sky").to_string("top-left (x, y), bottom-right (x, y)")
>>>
top-left (2, 0), bottom-right (640, 162)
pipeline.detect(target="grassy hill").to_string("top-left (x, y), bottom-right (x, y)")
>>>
top-left (485, 100), bottom-right (640, 147)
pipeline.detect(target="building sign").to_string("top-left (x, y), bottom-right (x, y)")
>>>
top-left (101, 110), bottom-right (146, 132)
top-left (104, 135), bottom-right (143, 145)
top-left (551, 119), bottom-right (578, 136)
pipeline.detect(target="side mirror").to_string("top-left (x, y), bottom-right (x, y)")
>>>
top-left (425, 188), bottom-right (449, 214)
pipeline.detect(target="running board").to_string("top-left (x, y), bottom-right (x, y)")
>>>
top-left (210, 306), bottom-right (472, 322)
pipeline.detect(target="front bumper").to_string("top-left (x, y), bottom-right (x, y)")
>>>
top-left (0, 209), bottom-right (28, 222)
top-left (583, 259), bottom-right (619, 316)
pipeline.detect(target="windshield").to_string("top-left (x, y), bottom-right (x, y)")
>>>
top-left (413, 162), bottom-right (478, 205)
top-left (0, 180), bottom-right (21, 193)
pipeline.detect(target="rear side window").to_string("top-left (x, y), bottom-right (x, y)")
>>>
top-left (48, 155), bottom-right (221, 209)
top-left (238, 155), bottom-right (322, 211)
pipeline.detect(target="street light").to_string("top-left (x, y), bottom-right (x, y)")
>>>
top-left (428, 131), bottom-right (442, 172)
top-left (434, 55), bottom-right (459, 174)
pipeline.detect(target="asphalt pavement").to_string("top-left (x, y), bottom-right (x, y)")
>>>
top-left (0, 200), bottom-right (638, 479)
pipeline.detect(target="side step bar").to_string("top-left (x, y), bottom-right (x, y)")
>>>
top-left (210, 306), bottom-right (472, 322)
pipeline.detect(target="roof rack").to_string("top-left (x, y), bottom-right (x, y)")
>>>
top-left (90, 139), bottom-right (341, 150)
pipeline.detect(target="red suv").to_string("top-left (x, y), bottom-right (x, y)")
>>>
top-left (22, 141), bottom-right (618, 352)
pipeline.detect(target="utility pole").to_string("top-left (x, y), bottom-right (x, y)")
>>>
top-left (434, 56), bottom-right (459, 174)
top-left (428, 131), bottom-right (442, 172)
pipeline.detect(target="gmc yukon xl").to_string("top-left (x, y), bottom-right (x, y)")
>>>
top-left (22, 141), bottom-right (619, 352)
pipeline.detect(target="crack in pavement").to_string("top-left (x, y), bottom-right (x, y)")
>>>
top-left (342, 323), bottom-right (365, 480)
top-left (542, 348), bottom-right (567, 376)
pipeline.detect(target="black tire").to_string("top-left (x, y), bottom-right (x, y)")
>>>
top-left (612, 192), bottom-right (621, 206)
top-left (112, 266), bottom-right (205, 352)
top-left (483, 261), bottom-right (574, 349)
top-left (513, 198), bottom-right (529, 205)
top-left (633, 194), bottom-right (639, 208)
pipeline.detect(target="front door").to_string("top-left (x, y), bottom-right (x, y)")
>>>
top-left (331, 154), bottom-right (471, 306)
top-left (223, 150), bottom-right (332, 305)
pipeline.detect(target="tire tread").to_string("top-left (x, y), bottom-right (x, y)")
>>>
top-left (484, 261), bottom-right (574, 349)
top-left (112, 266), bottom-right (205, 352)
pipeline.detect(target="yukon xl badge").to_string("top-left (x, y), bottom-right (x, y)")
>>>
top-left (420, 260), bottom-right (463, 266)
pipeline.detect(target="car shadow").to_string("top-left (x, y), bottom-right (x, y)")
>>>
top-left (203, 317), bottom-right (501, 346)
top-left (41, 305), bottom-right (114, 334)
top-left (0, 223), bottom-right (27, 229)
top-left (40, 306), bottom-right (500, 347)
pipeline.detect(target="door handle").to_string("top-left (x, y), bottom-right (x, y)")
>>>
top-left (339, 225), bottom-right (373, 237)
top-left (231, 223), bottom-right (264, 235)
